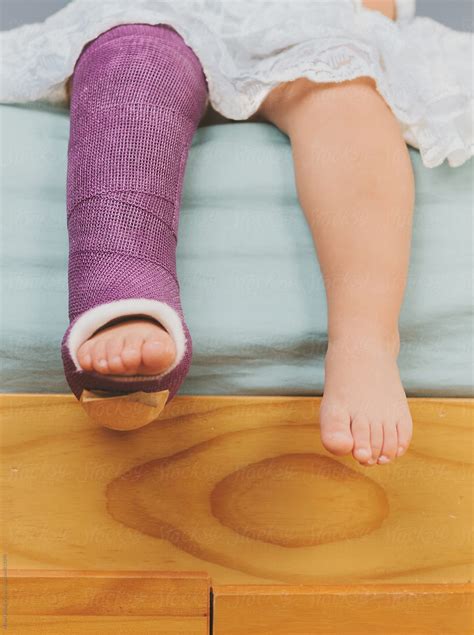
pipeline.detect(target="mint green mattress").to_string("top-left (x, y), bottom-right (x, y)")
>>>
top-left (1, 104), bottom-right (472, 396)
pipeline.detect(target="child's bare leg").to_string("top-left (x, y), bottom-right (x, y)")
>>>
top-left (259, 77), bottom-right (414, 465)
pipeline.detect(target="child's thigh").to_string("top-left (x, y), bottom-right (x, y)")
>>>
top-left (257, 76), bottom-right (385, 135)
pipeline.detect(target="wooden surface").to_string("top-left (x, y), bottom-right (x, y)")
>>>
top-left (213, 583), bottom-right (474, 635)
top-left (5, 570), bottom-right (210, 634)
top-left (1, 395), bottom-right (473, 586)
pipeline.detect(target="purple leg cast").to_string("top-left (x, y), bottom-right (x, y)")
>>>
top-left (61, 23), bottom-right (208, 401)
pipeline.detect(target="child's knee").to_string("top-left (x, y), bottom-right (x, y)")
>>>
top-left (70, 23), bottom-right (207, 114)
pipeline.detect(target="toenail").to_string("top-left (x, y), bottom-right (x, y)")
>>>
top-left (355, 449), bottom-right (370, 460)
top-left (98, 359), bottom-right (107, 368)
top-left (397, 446), bottom-right (405, 456)
top-left (366, 459), bottom-right (376, 465)
top-left (378, 455), bottom-right (391, 464)
top-left (111, 356), bottom-right (122, 365)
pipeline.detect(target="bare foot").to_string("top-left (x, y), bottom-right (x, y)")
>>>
top-left (319, 333), bottom-right (412, 466)
top-left (77, 318), bottom-right (176, 376)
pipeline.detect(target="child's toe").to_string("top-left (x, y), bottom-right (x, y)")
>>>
top-left (369, 421), bottom-right (383, 462)
top-left (92, 340), bottom-right (109, 374)
top-left (351, 416), bottom-right (372, 464)
top-left (378, 421), bottom-right (398, 464)
top-left (77, 341), bottom-right (93, 371)
top-left (320, 406), bottom-right (353, 455)
top-left (106, 335), bottom-right (126, 374)
top-left (121, 334), bottom-right (143, 371)
top-left (142, 332), bottom-right (176, 373)
top-left (396, 416), bottom-right (413, 456)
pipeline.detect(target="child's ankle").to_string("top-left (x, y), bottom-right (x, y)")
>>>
top-left (327, 326), bottom-right (401, 358)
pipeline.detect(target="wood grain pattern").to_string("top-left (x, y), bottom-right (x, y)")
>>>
top-left (5, 570), bottom-right (210, 635)
top-left (1, 395), bottom-right (473, 586)
top-left (213, 583), bottom-right (474, 635)
top-left (5, 616), bottom-right (205, 634)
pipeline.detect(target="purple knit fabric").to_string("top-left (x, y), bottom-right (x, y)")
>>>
top-left (61, 23), bottom-right (208, 400)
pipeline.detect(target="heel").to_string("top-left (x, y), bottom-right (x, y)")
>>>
top-left (80, 388), bottom-right (170, 430)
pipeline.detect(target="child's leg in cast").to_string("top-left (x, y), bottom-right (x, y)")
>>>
top-left (259, 77), bottom-right (414, 465)
top-left (62, 23), bottom-right (208, 400)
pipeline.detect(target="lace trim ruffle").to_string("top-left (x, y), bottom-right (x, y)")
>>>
top-left (0, 0), bottom-right (471, 167)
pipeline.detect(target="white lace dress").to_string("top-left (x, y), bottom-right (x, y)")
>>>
top-left (0, 0), bottom-right (472, 167)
